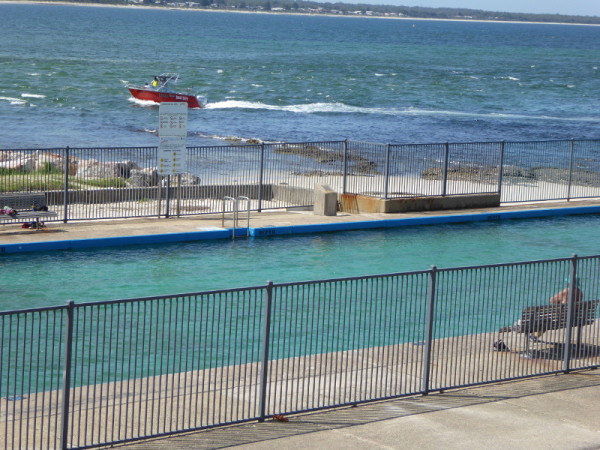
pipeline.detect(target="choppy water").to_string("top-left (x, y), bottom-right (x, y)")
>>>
top-left (1, 3), bottom-right (600, 149)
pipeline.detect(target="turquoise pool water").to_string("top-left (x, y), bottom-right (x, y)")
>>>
top-left (1, 214), bottom-right (600, 311)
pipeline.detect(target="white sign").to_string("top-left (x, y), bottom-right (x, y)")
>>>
top-left (158, 136), bottom-right (186, 175)
top-left (159, 102), bottom-right (188, 137)
top-left (158, 102), bottom-right (188, 175)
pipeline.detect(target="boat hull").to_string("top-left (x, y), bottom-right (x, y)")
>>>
top-left (128, 87), bottom-right (203, 108)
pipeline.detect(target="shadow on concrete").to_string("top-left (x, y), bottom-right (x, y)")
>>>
top-left (112, 371), bottom-right (600, 449)
top-left (522, 343), bottom-right (600, 361)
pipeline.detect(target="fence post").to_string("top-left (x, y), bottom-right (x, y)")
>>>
top-left (562, 254), bottom-right (578, 372)
top-left (60, 301), bottom-right (75, 450)
top-left (442, 143), bottom-right (449, 196)
top-left (165, 175), bottom-right (171, 218)
top-left (421, 267), bottom-right (437, 395)
top-left (342, 140), bottom-right (349, 194)
top-left (566, 139), bottom-right (575, 201)
top-left (63, 147), bottom-right (70, 223)
top-left (258, 281), bottom-right (274, 422)
top-left (383, 144), bottom-right (391, 199)
top-left (497, 141), bottom-right (505, 202)
top-left (258, 143), bottom-right (265, 212)
top-left (175, 173), bottom-right (182, 217)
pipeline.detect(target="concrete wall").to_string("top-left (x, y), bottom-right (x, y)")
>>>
top-left (271, 185), bottom-right (314, 206)
top-left (46, 184), bottom-right (274, 205)
top-left (339, 193), bottom-right (501, 214)
top-left (45, 184), bottom-right (498, 216)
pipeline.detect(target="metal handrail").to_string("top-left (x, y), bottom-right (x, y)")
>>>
top-left (221, 196), bottom-right (236, 237)
top-left (236, 196), bottom-right (251, 237)
top-left (221, 196), bottom-right (251, 238)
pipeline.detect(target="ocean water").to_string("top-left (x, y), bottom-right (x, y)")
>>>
top-left (1, 214), bottom-right (599, 310)
top-left (1, 3), bottom-right (600, 149)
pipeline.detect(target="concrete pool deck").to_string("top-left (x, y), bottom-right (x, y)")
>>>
top-left (2, 198), bottom-right (600, 252)
top-left (112, 371), bottom-right (600, 450)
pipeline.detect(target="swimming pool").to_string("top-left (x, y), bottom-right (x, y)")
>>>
top-left (2, 213), bottom-right (600, 311)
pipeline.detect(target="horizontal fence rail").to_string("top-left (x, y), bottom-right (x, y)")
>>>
top-left (1, 254), bottom-right (599, 449)
top-left (1, 139), bottom-right (600, 224)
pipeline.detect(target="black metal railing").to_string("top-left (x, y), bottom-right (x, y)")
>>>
top-left (1, 139), bottom-right (599, 224)
top-left (1, 254), bottom-right (599, 449)
top-left (0, 140), bottom-right (600, 222)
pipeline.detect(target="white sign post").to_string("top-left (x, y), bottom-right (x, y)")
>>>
top-left (158, 102), bottom-right (188, 175)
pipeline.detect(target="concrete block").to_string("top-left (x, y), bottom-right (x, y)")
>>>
top-left (313, 184), bottom-right (338, 216)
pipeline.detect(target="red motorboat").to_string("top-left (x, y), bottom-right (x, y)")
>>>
top-left (127, 73), bottom-right (207, 108)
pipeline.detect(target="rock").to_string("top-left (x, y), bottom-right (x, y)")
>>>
top-left (159, 172), bottom-right (201, 186)
top-left (532, 167), bottom-right (600, 186)
top-left (421, 165), bottom-right (499, 181)
top-left (0, 154), bottom-right (36, 171)
top-left (178, 172), bottom-right (201, 185)
top-left (78, 160), bottom-right (140, 179)
top-left (128, 168), bottom-right (159, 187)
top-left (502, 165), bottom-right (534, 179)
top-left (36, 151), bottom-right (79, 174)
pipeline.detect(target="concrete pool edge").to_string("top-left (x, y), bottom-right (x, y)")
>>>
top-left (1, 204), bottom-right (600, 254)
top-left (0, 229), bottom-right (231, 254)
top-left (249, 205), bottom-right (600, 236)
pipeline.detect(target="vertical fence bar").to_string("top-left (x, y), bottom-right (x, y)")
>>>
top-left (59, 301), bottom-right (75, 450)
top-left (421, 266), bottom-right (437, 395)
top-left (342, 140), bottom-right (349, 194)
top-left (562, 255), bottom-right (578, 372)
top-left (258, 143), bottom-right (265, 212)
top-left (383, 144), bottom-right (391, 199)
top-left (567, 139), bottom-right (575, 201)
top-left (165, 175), bottom-right (171, 218)
top-left (498, 141), bottom-right (505, 201)
top-left (63, 147), bottom-right (70, 223)
top-left (258, 281), bottom-right (274, 422)
top-left (442, 143), bottom-right (449, 196)
top-left (156, 176), bottom-right (162, 218)
top-left (176, 173), bottom-right (182, 217)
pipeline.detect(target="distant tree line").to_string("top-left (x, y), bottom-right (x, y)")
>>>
top-left (35, 0), bottom-right (600, 24)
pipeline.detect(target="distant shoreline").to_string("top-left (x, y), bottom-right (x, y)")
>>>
top-left (1, 0), bottom-right (599, 27)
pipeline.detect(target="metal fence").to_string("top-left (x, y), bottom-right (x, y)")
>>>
top-left (2, 254), bottom-right (599, 449)
top-left (1, 139), bottom-right (600, 224)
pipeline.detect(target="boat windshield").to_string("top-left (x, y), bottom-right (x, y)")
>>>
top-left (149, 73), bottom-right (179, 91)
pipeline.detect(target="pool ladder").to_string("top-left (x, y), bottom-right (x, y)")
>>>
top-left (221, 196), bottom-right (250, 239)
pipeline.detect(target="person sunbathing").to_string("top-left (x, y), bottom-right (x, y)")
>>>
top-left (549, 278), bottom-right (583, 305)
top-left (529, 277), bottom-right (583, 342)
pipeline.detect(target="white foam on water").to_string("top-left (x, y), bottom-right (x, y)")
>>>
top-left (202, 99), bottom-right (599, 123)
top-left (128, 97), bottom-right (158, 107)
top-left (21, 93), bottom-right (46, 99)
top-left (0, 96), bottom-right (28, 106)
top-left (205, 100), bottom-right (374, 114)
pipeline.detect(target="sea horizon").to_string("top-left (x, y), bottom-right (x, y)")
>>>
top-left (2, 0), bottom-right (600, 27)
